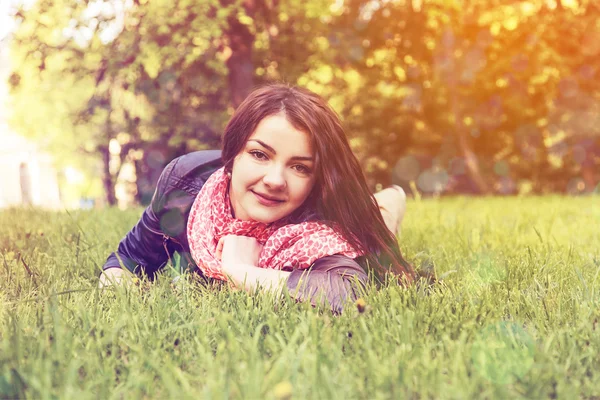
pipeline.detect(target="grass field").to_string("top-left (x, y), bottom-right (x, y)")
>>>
top-left (1, 196), bottom-right (599, 399)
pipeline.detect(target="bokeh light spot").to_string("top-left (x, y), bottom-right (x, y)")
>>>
top-left (582, 32), bottom-right (600, 56)
top-left (558, 78), bottom-right (579, 99)
top-left (471, 322), bottom-right (535, 385)
top-left (160, 209), bottom-right (185, 237)
top-left (393, 155), bottom-right (421, 182)
top-left (417, 168), bottom-right (449, 194)
top-left (493, 160), bottom-right (509, 177)
top-left (470, 252), bottom-right (506, 285)
top-left (495, 177), bottom-right (516, 195)
top-left (566, 178), bottom-right (586, 195)
top-left (349, 44), bottom-right (364, 61)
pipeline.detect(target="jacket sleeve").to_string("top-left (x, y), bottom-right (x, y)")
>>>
top-left (101, 157), bottom-right (179, 277)
top-left (285, 254), bottom-right (368, 314)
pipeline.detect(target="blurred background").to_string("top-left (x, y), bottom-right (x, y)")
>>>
top-left (1, 0), bottom-right (599, 210)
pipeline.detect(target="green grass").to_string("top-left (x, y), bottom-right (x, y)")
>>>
top-left (1, 196), bottom-right (599, 399)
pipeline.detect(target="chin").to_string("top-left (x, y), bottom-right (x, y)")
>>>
top-left (246, 203), bottom-right (294, 224)
top-left (249, 211), bottom-right (285, 224)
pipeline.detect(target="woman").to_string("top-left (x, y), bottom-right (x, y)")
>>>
top-left (100, 84), bottom-right (414, 313)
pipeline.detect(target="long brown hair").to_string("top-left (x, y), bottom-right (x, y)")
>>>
top-left (221, 84), bottom-right (414, 283)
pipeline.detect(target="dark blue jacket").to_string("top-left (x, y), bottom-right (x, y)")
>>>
top-left (103, 150), bottom-right (368, 312)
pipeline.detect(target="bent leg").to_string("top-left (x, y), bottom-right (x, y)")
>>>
top-left (373, 185), bottom-right (406, 236)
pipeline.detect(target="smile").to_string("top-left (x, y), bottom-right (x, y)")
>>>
top-left (252, 191), bottom-right (285, 206)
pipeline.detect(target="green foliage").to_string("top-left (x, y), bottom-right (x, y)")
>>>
top-left (7, 0), bottom-right (600, 202)
top-left (1, 197), bottom-right (600, 398)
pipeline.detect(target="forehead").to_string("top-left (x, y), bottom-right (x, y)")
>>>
top-left (248, 114), bottom-right (313, 156)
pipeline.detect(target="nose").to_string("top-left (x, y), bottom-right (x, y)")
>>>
top-left (262, 165), bottom-right (286, 190)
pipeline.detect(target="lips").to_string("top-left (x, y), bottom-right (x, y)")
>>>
top-left (252, 190), bottom-right (285, 206)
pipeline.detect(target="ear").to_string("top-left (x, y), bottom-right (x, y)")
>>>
top-left (223, 162), bottom-right (233, 175)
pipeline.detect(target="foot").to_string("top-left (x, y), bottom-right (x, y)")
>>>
top-left (373, 185), bottom-right (407, 235)
top-left (390, 185), bottom-right (407, 235)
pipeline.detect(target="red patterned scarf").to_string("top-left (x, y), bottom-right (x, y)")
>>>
top-left (187, 167), bottom-right (362, 280)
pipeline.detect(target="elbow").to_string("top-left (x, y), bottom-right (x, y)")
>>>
top-left (286, 271), bottom-right (367, 314)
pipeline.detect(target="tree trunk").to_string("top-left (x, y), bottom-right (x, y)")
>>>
top-left (455, 127), bottom-right (491, 194)
top-left (450, 88), bottom-right (490, 194)
top-left (99, 145), bottom-right (117, 206)
top-left (133, 158), bottom-right (144, 205)
top-left (446, 25), bottom-right (490, 195)
top-left (225, 0), bottom-right (256, 108)
top-left (134, 150), bottom-right (160, 206)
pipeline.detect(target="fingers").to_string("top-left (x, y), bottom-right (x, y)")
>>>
top-left (219, 235), bottom-right (263, 267)
top-left (98, 268), bottom-right (128, 289)
top-left (215, 237), bottom-right (225, 261)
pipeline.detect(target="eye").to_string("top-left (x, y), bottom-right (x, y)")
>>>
top-left (249, 150), bottom-right (268, 160)
top-left (293, 164), bottom-right (312, 175)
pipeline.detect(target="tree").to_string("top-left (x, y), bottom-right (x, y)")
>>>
top-left (8, 0), bottom-right (600, 203)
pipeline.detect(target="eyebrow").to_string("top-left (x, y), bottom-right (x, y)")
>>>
top-left (248, 139), bottom-right (314, 162)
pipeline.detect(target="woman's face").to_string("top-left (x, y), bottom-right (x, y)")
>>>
top-left (229, 113), bottom-right (316, 224)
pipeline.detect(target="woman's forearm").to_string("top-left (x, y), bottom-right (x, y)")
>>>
top-left (222, 263), bottom-right (291, 293)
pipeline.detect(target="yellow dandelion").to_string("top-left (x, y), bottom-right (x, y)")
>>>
top-left (355, 298), bottom-right (367, 313)
top-left (273, 381), bottom-right (292, 400)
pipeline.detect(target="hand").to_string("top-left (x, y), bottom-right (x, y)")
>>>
top-left (217, 235), bottom-right (263, 267)
top-left (216, 236), bottom-right (289, 293)
top-left (98, 268), bottom-right (128, 288)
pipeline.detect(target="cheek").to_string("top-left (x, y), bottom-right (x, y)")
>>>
top-left (230, 153), bottom-right (244, 173)
top-left (291, 179), bottom-right (315, 204)
top-left (231, 155), bottom-right (254, 185)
